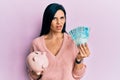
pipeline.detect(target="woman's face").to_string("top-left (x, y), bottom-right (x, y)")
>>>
top-left (50, 10), bottom-right (66, 33)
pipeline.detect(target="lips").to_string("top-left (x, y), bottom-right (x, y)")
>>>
top-left (56, 25), bottom-right (62, 30)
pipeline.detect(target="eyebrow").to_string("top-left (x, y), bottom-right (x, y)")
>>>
top-left (54, 16), bottom-right (65, 18)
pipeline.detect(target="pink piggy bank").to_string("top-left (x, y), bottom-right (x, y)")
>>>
top-left (26, 51), bottom-right (49, 75)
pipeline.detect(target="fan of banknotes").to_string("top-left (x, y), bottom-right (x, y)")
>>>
top-left (69, 26), bottom-right (90, 46)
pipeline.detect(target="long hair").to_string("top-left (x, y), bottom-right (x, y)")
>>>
top-left (40, 3), bottom-right (66, 36)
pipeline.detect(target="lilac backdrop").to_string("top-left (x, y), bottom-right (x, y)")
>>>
top-left (0, 0), bottom-right (120, 80)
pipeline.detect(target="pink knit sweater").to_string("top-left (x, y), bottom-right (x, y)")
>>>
top-left (29, 33), bottom-right (86, 80)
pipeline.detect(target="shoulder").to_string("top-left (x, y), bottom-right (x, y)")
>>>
top-left (64, 33), bottom-right (73, 41)
top-left (32, 36), bottom-right (44, 45)
top-left (64, 33), bottom-right (75, 45)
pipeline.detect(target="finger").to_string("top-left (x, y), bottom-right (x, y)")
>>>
top-left (79, 45), bottom-right (87, 58)
top-left (85, 43), bottom-right (87, 47)
top-left (81, 44), bottom-right (88, 54)
top-left (84, 43), bottom-right (90, 57)
top-left (81, 44), bottom-right (90, 57)
top-left (85, 43), bottom-right (89, 51)
top-left (77, 51), bottom-right (82, 59)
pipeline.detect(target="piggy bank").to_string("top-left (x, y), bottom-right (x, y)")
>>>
top-left (26, 51), bottom-right (49, 75)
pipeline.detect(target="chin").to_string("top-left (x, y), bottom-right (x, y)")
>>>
top-left (53, 29), bottom-right (62, 33)
top-left (57, 30), bottom-right (63, 33)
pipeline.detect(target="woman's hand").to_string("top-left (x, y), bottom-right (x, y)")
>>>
top-left (76, 43), bottom-right (90, 60)
top-left (73, 43), bottom-right (90, 78)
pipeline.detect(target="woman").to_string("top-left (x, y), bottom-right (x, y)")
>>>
top-left (28, 3), bottom-right (90, 80)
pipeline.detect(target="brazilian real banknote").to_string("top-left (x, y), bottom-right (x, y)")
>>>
top-left (69, 26), bottom-right (90, 46)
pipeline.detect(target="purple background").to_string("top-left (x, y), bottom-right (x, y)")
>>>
top-left (0, 0), bottom-right (120, 80)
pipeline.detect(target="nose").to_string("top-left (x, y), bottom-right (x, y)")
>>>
top-left (57, 19), bottom-right (61, 24)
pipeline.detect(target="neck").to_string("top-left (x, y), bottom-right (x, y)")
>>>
top-left (47, 31), bottom-right (64, 40)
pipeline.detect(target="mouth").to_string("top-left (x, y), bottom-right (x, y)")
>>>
top-left (56, 25), bottom-right (62, 30)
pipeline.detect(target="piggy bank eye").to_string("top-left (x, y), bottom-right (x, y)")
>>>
top-left (35, 52), bottom-right (38, 54)
top-left (32, 58), bottom-right (35, 61)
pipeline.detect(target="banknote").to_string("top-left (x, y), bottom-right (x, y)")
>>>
top-left (69, 26), bottom-right (90, 46)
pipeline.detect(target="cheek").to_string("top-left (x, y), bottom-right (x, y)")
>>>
top-left (50, 25), bottom-right (54, 29)
top-left (50, 23), bottom-right (56, 30)
top-left (51, 21), bottom-right (56, 26)
top-left (62, 20), bottom-right (66, 24)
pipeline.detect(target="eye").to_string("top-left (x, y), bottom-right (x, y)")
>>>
top-left (60, 16), bottom-right (65, 19)
top-left (53, 17), bottom-right (57, 20)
